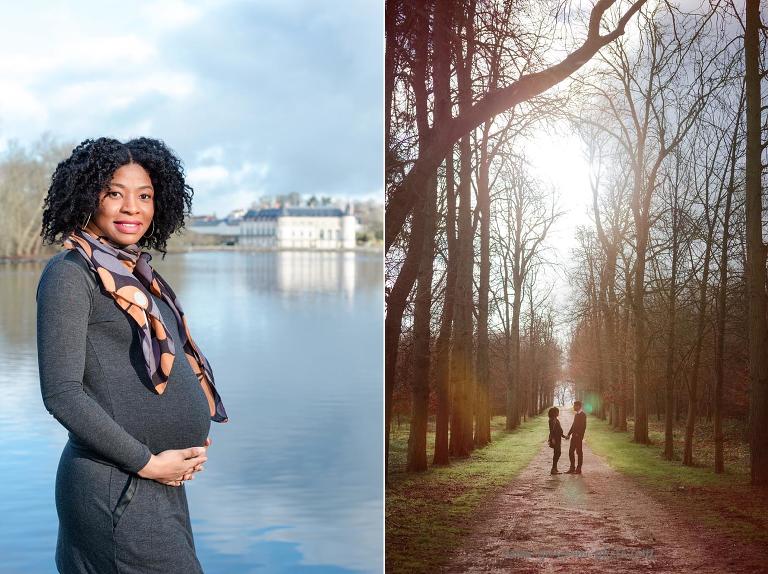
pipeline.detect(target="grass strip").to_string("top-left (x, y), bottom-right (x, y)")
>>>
top-left (587, 416), bottom-right (768, 544)
top-left (386, 414), bottom-right (549, 573)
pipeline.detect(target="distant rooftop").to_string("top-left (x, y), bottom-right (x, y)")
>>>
top-left (190, 219), bottom-right (239, 227)
top-left (244, 207), bottom-right (346, 219)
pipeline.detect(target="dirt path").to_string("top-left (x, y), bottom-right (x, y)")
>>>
top-left (444, 410), bottom-right (767, 573)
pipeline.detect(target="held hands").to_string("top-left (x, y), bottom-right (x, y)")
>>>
top-left (138, 437), bottom-right (212, 487)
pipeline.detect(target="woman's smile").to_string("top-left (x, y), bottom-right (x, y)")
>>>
top-left (113, 220), bottom-right (144, 235)
top-left (86, 162), bottom-right (155, 246)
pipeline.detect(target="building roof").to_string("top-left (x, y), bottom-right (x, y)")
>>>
top-left (244, 207), bottom-right (346, 219)
top-left (190, 219), bottom-right (239, 227)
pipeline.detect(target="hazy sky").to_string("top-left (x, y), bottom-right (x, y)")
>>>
top-left (0, 0), bottom-right (383, 216)
top-left (526, 122), bottom-right (593, 340)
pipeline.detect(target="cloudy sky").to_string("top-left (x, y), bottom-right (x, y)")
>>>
top-left (0, 0), bottom-right (383, 216)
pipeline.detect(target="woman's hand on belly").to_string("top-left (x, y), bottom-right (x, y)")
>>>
top-left (137, 439), bottom-right (209, 486)
top-left (171, 436), bottom-right (212, 484)
top-left (170, 436), bottom-right (212, 484)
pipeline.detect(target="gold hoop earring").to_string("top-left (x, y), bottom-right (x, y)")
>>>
top-left (145, 220), bottom-right (155, 239)
top-left (81, 212), bottom-right (92, 229)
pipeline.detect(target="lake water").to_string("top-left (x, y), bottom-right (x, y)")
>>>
top-left (0, 250), bottom-right (383, 574)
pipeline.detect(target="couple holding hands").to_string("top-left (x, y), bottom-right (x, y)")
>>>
top-left (548, 401), bottom-right (586, 475)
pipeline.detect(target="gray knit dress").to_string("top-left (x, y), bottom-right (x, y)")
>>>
top-left (37, 250), bottom-right (212, 574)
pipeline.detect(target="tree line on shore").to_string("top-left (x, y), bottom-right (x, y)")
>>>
top-left (0, 136), bottom-right (385, 258)
top-left (0, 134), bottom-right (73, 258)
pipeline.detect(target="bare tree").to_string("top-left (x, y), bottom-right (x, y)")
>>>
top-left (0, 134), bottom-right (73, 258)
top-left (743, 0), bottom-right (768, 486)
top-left (576, 4), bottom-right (726, 442)
top-left (713, 84), bottom-right (743, 473)
top-left (491, 156), bottom-right (561, 430)
top-left (386, 0), bottom-right (648, 252)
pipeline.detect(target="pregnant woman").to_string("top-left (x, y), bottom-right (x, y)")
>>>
top-left (37, 137), bottom-right (229, 573)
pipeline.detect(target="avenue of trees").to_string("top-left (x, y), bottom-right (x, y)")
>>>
top-left (385, 0), bottom-right (646, 475)
top-left (386, 0), bottom-right (768, 488)
top-left (567, 0), bottom-right (768, 484)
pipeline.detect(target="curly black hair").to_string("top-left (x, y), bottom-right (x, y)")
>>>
top-left (41, 137), bottom-right (194, 255)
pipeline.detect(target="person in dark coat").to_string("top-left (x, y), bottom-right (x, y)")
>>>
top-left (547, 407), bottom-right (568, 475)
top-left (566, 400), bottom-right (587, 474)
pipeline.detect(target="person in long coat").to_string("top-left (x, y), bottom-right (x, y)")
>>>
top-left (548, 407), bottom-right (568, 475)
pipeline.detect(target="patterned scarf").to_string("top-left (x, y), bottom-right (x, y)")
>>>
top-left (63, 226), bottom-right (229, 423)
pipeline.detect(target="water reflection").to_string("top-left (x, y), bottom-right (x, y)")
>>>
top-left (0, 250), bottom-right (383, 574)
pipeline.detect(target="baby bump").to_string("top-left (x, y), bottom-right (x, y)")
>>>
top-left (85, 295), bottom-right (213, 454)
top-left (89, 335), bottom-right (212, 453)
top-left (114, 372), bottom-right (212, 453)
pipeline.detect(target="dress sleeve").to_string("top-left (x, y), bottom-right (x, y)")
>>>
top-left (37, 258), bottom-right (153, 474)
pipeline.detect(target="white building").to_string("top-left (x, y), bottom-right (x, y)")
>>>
top-left (239, 205), bottom-right (357, 249)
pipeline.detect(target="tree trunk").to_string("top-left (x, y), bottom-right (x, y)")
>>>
top-left (618, 259), bottom-right (632, 432)
top-left (744, 0), bottom-right (768, 486)
top-left (663, 203), bottom-right (679, 460)
top-left (406, 178), bottom-right (437, 472)
top-left (431, 0), bottom-right (454, 467)
top-left (632, 201), bottom-right (650, 444)
top-left (475, 122), bottom-right (492, 447)
top-left (384, 0), bottom-right (396, 175)
top-left (714, 88), bottom-right (741, 474)
top-left (502, 253), bottom-right (518, 430)
top-left (432, 160), bottom-right (456, 465)
top-left (449, 128), bottom-right (474, 457)
top-left (451, 1), bottom-right (477, 457)
top-left (386, 0), bottom-right (433, 475)
top-left (528, 290), bottom-right (537, 420)
top-left (384, 204), bottom-right (426, 475)
top-left (684, 158), bottom-right (720, 467)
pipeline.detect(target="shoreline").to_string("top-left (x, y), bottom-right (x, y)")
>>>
top-left (1, 244), bottom-right (383, 264)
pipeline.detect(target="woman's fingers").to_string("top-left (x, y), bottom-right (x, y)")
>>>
top-left (186, 453), bottom-right (208, 467)
top-left (183, 464), bottom-right (204, 479)
top-left (183, 446), bottom-right (207, 458)
top-left (179, 442), bottom-right (209, 475)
